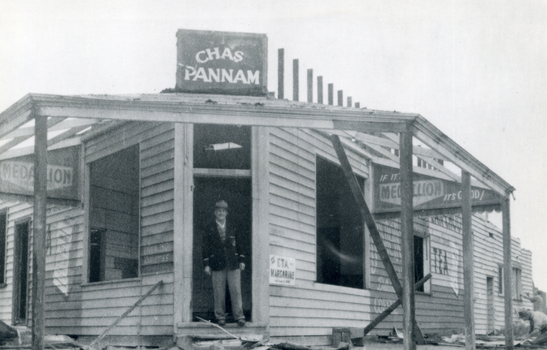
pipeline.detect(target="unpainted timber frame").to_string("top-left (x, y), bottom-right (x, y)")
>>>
top-left (0, 93), bottom-right (517, 350)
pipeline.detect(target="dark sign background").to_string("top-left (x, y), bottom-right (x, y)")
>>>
top-left (0, 146), bottom-right (80, 202)
top-left (372, 164), bottom-right (502, 215)
top-left (176, 29), bottom-right (267, 96)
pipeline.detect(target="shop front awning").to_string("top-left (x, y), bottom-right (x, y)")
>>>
top-left (0, 92), bottom-right (514, 198)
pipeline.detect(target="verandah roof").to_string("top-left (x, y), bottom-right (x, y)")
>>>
top-left (0, 92), bottom-right (515, 197)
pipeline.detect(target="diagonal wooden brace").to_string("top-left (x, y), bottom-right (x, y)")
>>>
top-left (330, 135), bottom-right (425, 344)
top-left (364, 273), bottom-right (432, 336)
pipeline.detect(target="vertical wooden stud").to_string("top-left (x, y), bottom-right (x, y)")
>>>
top-left (293, 59), bottom-right (299, 101)
top-left (32, 115), bottom-right (47, 350)
top-left (278, 49), bottom-right (284, 100)
top-left (400, 131), bottom-right (416, 350)
top-left (347, 97), bottom-right (352, 107)
top-left (317, 76), bottom-right (323, 104)
top-left (462, 171), bottom-right (476, 350)
top-left (307, 69), bottom-right (313, 103)
top-left (502, 196), bottom-right (514, 349)
top-left (338, 90), bottom-right (343, 106)
top-left (328, 84), bottom-right (334, 105)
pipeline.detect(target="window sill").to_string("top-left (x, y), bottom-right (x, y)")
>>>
top-left (81, 277), bottom-right (142, 289)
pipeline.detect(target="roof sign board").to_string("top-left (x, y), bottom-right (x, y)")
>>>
top-left (176, 29), bottom-right (268, 96)
top-left (0, 146), bottom-right (80, 202)
top-left (372, 164), bottom-right (502, 216)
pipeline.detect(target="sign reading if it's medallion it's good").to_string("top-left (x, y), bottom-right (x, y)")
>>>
top-left (0, 146), bottom-right (80, 202)
top-left (176, 29), bottom-right (268, 96)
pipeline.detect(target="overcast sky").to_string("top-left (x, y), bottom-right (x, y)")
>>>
top-left (1, 0), bottom-right (546, 290)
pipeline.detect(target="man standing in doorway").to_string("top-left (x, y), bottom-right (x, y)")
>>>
top-left (203, 200), bottom-right (246, 327)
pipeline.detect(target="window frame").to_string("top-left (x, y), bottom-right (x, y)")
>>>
top-left (512, 267), bottom-right (522, 301)
top-left (315, 155), bottom-right (367, 290)
top-left (0, 209), bottom-right (7, 287)
top-left (83, 144), bottom-right (141, 284)
top-left (414, 231), bottom-right (431, 294)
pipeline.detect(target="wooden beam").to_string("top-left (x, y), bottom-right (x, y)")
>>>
top-left (337, 90), bottom-right (343, 106)
top-left (412, 121), bottom-right (513, 196)
top-left (328, 84), bottom-right (333, 105)
top-left (364, 273), bottom-right (432, 336)
top-left (293, 59), bottom-right (299, 101)
top-left (0, 136), bottom-right (29, 155)
top-left (307, 69), bottom-right (313, 103)
top-left (317, 76), bottom-right (323, 104)
top-left (173, 123), bottom-right (185, 329)
top-left (182, 124), bottom-right (194, 322)
top-left (0, 138), bottom-right (81, 161)
top-left (278, 49), bottom-right (284, 100)
top-left (502, 196), bottom-right (514, 349)
top-left (47, 125), bottom-right (91, 147)
top-left (462, 171), bottom-right (476, 350)
top-left (32, 115), bottom-right (47, 350)
top-left (0, 109), bottom-right (33, 138)
top-left (4, 118), bottom-right (99, 139)
top-left (400, 131), bottom-right (416, 350)
top-left (333, 120), bottom-right (411, 133)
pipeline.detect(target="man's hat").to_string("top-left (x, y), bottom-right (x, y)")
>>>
top-left (214, 200), bottom-right (228, 210)
top-left (518, 309), bottom-right (531, 318)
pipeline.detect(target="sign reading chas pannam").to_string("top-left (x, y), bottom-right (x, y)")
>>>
top-left (176, 29), bottom-right (268, 96)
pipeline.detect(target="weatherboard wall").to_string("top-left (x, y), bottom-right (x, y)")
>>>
top-left (471, 215), bottom-right (533, 334)
top-left (265, 127), bottom-right (532, 343)
top-left (0, 121), bottom-right (176, 340)
top-left (76, 121), bottom-right (175, 338)
top-left (266, 128), bottom-right (465, 343)
top-left (267, 127), bottom-right (372, 344)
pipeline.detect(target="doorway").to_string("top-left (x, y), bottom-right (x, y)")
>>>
top-left (13, 220), bottom-right (30, 325)
top-left (192, 177), bottom-right (252, 322)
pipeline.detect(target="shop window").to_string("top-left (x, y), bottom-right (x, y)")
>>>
top-left (88, 145), bottom-right (140, 282)
top-left (513, 267), bottom-right (522, 300)
top-left (414, 234), bottom-right (430, 293)
top-left (0, 211), bottom-right (6, 285)
top-left (316, 156), bottom-right (364, 289)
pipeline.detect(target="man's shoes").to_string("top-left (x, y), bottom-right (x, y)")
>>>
top-left (237, 319), bottom-right (246, 327)
top-left (218, 320), bottom-right (226, 326)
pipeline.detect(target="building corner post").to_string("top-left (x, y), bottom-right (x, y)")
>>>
top-left (400, 131), bottom-right (416, 350)
top-left (32, 115), bottom-right (47, 350)
top-left (462, 171), bottom-right (476, 350)
top-left (502, 195), bottom-right (514, 349)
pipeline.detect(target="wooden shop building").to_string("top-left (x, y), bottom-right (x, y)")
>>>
top-left (0, 30), bottom-right (533, 349)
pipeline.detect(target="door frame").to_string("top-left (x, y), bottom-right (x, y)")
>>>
top-left (173, 124), bottom-right (270, 329)
top-left (12, 218), bottom-right (31, 325)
